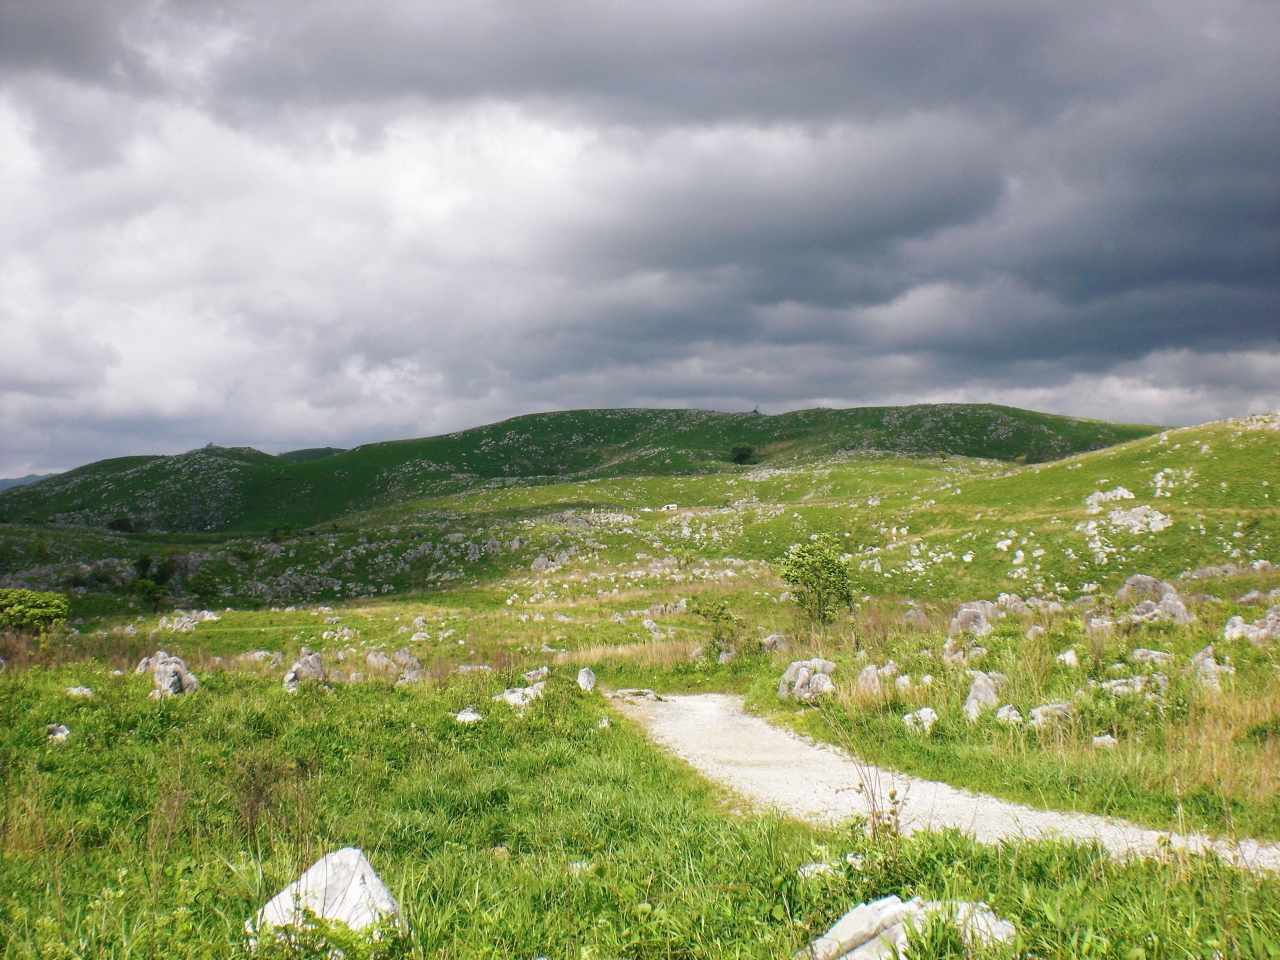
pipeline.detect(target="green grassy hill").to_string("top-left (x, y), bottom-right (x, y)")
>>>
top-left (0, 404), bottom-right (1157, 534)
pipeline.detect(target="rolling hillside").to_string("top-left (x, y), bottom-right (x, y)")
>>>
top-left (0, 404), bottom-right (1157, 533)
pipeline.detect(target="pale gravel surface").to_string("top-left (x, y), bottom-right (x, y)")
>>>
top-left (615, 692), bottom-right (1280, 873)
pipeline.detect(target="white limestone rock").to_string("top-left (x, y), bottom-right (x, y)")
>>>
top-left (855, 664), bottom-right (882, 697)
top-left (494, 681), bottom-right (545, 712)
top-left (283, 651), bottom-right (324, 692)
top-left (577, 667), bottom-right (597, 692)
top-left (1056, 648), bottom-right (1079, 668)
top-left (1093, 734), bottom-right (1118, 749)
top-left (1130, 648), bottom-right (1173, 666)
top-left (901, 608), bottom-right (929, 630)
top-left (253, 847), bottom-right (400, 935)
top-left (1029, 701), bottom-right (1071, 728)
top-left (962, 673), bottom-right (998, 722)
top-left (903, 706), bottom-right (938, 734)
top-left (995, 705), bottom-right (1023, 725)
top-left (1192, 645), bottom-right (1235, 691)
top-left (455, 707), bottom-right (482, 724)
top-left (65, 686), bottom-right (93, 698)
top-left (948, 607), bottom-right (992, 638)
top-left (151, 652), bottom-right (200, 697)
top-left (47, 723), bottom-right (70, 741)
top-left (1025, 625), bottom-right (1045, 641)
top-left (796, 896), bottom-right (1014, 960)
top-left (779, 659), bottom-right (837, 700)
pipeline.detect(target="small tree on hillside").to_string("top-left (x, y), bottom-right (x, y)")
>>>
top-left (778, 535), bottom-right (853, 624)
top-left (730, 442), bottom-right (758, 465)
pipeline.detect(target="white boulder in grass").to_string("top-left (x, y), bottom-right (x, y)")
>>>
top-left (794, 895), bottom-right (1014, 960)
top-left (903, 707), bottom-right (938, 734)
top-left (1056, 649), bottom-right (1079, 668)
top-left (962, 673), bottom-right (998, 722)
top-left (65, 686), bottom-right (94, 698)
top-left (995, 705), bottom-right (1023, 725)
top-left (577, 667), bottom-right (597, 692)
top-left (252, 847), bottom-right (401, 935)
top-left (454, 707), bottom-right (482, 724)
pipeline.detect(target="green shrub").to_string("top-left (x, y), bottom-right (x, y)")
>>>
top-left (778, 535), bottom-right (853, 624)
top-left (0, 588), bottom-right (70, 631)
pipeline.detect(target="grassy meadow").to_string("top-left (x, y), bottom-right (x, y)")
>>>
top-left (2, 408), bottom-right (1280, 956)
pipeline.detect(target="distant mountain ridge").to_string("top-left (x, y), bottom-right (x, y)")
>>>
top-left (0, 404), bottom-right (1161, 533)
top-left (0, 473), bottom-right (56, 492)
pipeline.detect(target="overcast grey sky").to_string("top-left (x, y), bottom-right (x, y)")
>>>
top-left (1, 0), bottom-right (1277, 474)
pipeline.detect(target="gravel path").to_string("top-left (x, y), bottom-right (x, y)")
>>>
top-left (615, 692), bottom-right (1280, 872)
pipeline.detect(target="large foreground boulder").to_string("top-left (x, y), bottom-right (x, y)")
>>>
top-left (795, 895), bottom-right (1014, 960)
top-left (253, 847), bottom-right (401, 934)
top-left (283, 650), bottom-right (325, 692)
top-left (778, 659), bottom-right (836, 700)
top-left (136, 651), bottom-right (199, 697)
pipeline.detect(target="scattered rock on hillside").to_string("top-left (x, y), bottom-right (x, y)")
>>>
top-left (963, 674), bottom-right (998, 722)
top-left (1239, 590), bottom-right (1266, 605)
top-left (456, 664), bottom-right (493, 674)
top-left (137, 655), bottom-right (199, 701)
top-left (1128, 593), bottom-right (1194, 625)
top-left (996, 705), bottom-right (1022, 725)
top-left (902, 608), bottom-right (929, 630)
top-left (524, 666), bottom-right (550, 682)
top-left (253, 847), bottom-right (400, 935)
top-left (455, 707), bottom-right (482, 724)
top-left (1027, 597), bottom-right (1065, 616)
top-left (998, 593), bottom-right (1029, 615)
top-left (1025, 625), bottom-right (1045, 641)
top-left (609, 688), bottom-right (661, 704)
top-left (1116, 575), bottom-right (1179, 603)
top-left (494, 681), bottom-right (545, 712)
top-left (717, 647), bottom-right (737, 664)
top-left (949, 604), bottom-right (994, 638)
top-left (392, 649), bottom-right (422, 671)
top-left (1224, 606), bottom-right (1280, 646)
top-left (1056, 649), bottom-right (1079, 668)
top-left (577, 667), bottom-right (596, 692)
top-left (941, 637), bottom-right (987, 667)
top-left (903, 706), bottom-right (938, 734)
top-left (1029, 701), bottom-right (1071, 728)
top-left (1130, 648), bottom-right (1173, 666)
top-left (855, 664), bottom-right (881, 697)
top-left (796, 895), bottom-right (1014, 960)
top-left (47, 723), bottom-right (69, 741)
top-left (760, 632), bottom-right (790, 652)
top-left (779, 659), bottom-right (837, 700)
top-left (366, 651), bottom-right (396, 673)
top-left (283, 651), bottom-right (324, 693)
top-left (65, 686), bottom-right (93, 698)
top-left (1093, 734), bottom-right (1118, 749)
top-left (1192, 646), bottom-right (1235, 691)
top-left (1084, 613), bottom-right (1115, 637)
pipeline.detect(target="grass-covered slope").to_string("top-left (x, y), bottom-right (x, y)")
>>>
top-left (0, 404), bottom-right (1158, 533)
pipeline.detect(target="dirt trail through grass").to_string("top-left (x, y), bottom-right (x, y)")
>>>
top-left (617, 693), bottom-right (1280, 872)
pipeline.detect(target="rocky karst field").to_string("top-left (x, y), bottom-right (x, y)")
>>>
top-left (2, 405), bottom-right (1279, 957)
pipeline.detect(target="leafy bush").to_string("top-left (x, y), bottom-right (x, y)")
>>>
top-left (0, 588), bottom-right (70, 631)
top-left (730, 442), bottom-right (758, 464)
top-left (778, 535), bottom-right (853, 624)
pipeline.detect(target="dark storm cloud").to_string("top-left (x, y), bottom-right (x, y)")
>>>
top-left (0, 0), bottom-right (1277, 475)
